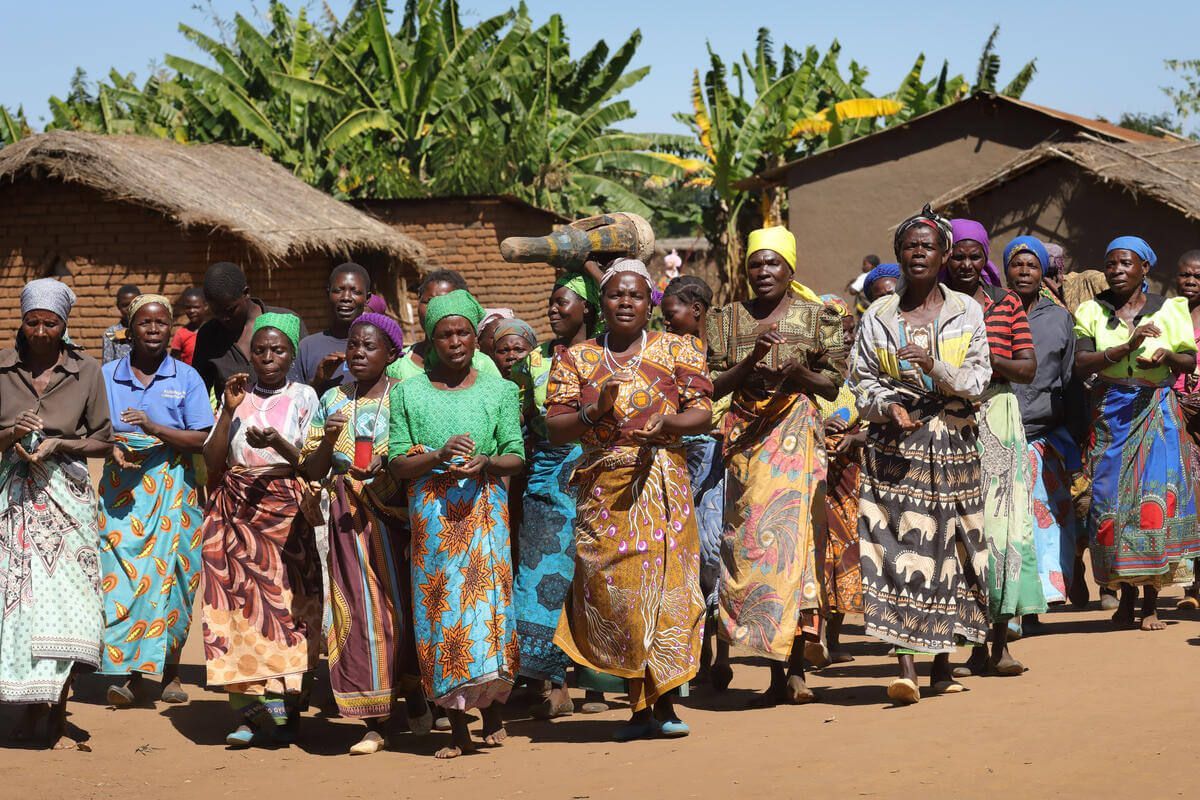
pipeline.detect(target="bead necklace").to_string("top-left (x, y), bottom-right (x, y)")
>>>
top-left (249, 382), bottom-right (287, 414)
top-left (602, 330), bottom-right (647, 375)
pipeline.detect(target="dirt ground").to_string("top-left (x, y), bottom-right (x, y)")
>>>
top-left (0, 582), bottom-right (1196, 800)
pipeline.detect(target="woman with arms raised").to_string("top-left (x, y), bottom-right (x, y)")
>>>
top-left (0, 279), bottom-right (111, 749)
top-left (1074, 237), bottom-right (1199, 630)
top-left (98, 294), bottom-right (213, 708)
top-left (200, 313), bottom-right (322, 747)
top-left (547, 259), bottom-right (713, 741)
top-left (849, 206), bottom-right (992, 705)
top-left (387, 290), bottom-right (524, 759)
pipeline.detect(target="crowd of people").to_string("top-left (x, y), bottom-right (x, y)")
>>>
top-left (2, 206), bottom-right (1199, 758)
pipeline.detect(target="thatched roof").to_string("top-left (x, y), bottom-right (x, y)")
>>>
top-left (0, 130), bottom-right (424, 266)
top-left (933, 136), bottom-right (1200, 222)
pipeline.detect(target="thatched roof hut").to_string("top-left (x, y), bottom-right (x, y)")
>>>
top-left (929, 136), bottom-right (1200, 274)
top-left (0, 130), bottom-right (423, 267)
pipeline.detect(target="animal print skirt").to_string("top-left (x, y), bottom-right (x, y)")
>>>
top-left (859, 389), bottom-right (990, 653)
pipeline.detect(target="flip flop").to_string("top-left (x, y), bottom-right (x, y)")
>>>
top-left (931, 680), bottom-right (967, 695)
top-left (349, 730), bottom-right (387, 755)
top-left (160, 680), bottom-right (188, 704)
top-left (1178, 596), bottom-right (1200, 610)
top-left (658, 718), bottom-right (690, 738)
top-left (580, 701), bottom-right (608, 714)
top-left (989, 656), bottom-right (1026, 676)
top-left (886, 678), bottom-right (920, 705)
top-left (107, 684), bottom-right (136, 708)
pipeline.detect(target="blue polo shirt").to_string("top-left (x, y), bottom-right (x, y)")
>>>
top-left (102, 355), bottom-right (215, 434)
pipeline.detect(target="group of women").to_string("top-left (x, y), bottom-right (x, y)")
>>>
top-left (2, 207), bottom-right (1199, 756)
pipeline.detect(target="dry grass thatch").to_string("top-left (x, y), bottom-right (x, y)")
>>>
top-left (0, 130), bottom-right (424, 266)
top-left (933, 136), bottom-right (1200, 221)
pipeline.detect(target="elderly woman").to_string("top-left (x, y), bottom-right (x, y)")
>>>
top-left (1074, 237), bottom-right (1199, 630)
top-left (98, 295), bottom-right (214, 708)
top-left (490, 318), bottom-right (537, 379)
top-left (707, 226), bottom-right (846, 705)
top-left (387, 290), bottom-right (524, 760)
top-left (300, 312), bottom-right (430, 755)
top-left (201, 312), bottom-right (322, 747)
top-left (0, 279), bottom-right (110, 749)
top-left (862, 263), bottom-right (901, 305)
top-left (548, 259), bottom-right (712, 741)
top-left (510, 274), bottom-right (599, 718)
top-left (1004, 238), bottom-right (1080, 630)
top-left (849, 205), bottom-right (992, 705)
top-left (944, 218), bottom-right (1044, 676)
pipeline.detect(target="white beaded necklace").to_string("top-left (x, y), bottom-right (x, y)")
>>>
top-left (602, 330), bottom-right (647, 375)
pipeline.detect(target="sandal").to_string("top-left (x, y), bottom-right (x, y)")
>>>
top-left (613, 719), bottom-right (659, 742)
top-left (349, 730), bottom-right (387, 755)
top-left (530, 697), bottom-right (574, 720)
top-left (886, 678), bottom-right (920, 705)
top-left (931, 680), bottom-right (967, 695)
top-left (160, 679), bottom-right (188, 704)
top-left (107, 684), bottom-right (136, 708)
top-left (989, 656), bottom-right (1026, 676)
top-left (658, 718), bottom-right (690, 738)
top-left (1178, 596), bottom-right (1200, 611)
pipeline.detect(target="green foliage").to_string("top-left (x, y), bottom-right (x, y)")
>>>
top-left (0, 105), bottom-right (31, 146)
top-left (1116, 111), bottom-right (1181, 137)
top-left (1165, 59), bottom-right (1200, 136)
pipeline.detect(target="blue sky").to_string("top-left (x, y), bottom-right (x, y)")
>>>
top-left (3, 1), bottom-right (1197, 134)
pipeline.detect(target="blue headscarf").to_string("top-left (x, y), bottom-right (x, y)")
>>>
top-left (862, 262), bottom-right (902, 299)
top-left (1003, 236), bottom-right (1050, 274)
top-left (1105, 236), bottom-right (1157, 269)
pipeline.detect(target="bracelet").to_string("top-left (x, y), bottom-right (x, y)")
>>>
top-left (579, 404), bottom-right (597, 426)
top-left (1103, 347), bottom-right (1120, 364)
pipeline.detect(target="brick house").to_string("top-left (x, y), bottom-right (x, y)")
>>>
top-left (0, 131), bottom-right (423, 352)
top-left (357, 196), bottom-right (568, 338)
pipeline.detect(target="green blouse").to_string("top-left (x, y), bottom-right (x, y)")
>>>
top-left (385, 346), bottom-right (500, 382)
top-left (510, 341), bottom-right (556, 444)
top-left (1074, 293), bottom-right (1197, 385)
top-left (387, 371), bottom-right (525, 460)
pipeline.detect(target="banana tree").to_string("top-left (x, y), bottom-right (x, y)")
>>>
top-left (0, 106), bottom-right (30, 146)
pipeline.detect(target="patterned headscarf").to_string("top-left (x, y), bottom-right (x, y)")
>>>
top-left (1106, 236), bottom-right (1157, 269)
top-left (20, 278), bottom-right (76, 322)
top-left (252, 311), bottom-right (301, 352)
top-left (820, 293), bottom-right (851, 317)
top-left (894, 203), bottom-right (953, 259)
top-left (128, 293), bottom-right (172, 320)
top-left (1003, 236), bottom-right (1051, 275)
top-left (353, 312), bottom-right (404, 353)
top-left (600, 258), bottom-right (654, 288)
top-left (425, 289), bottom-right (485, 338)
top-left (493, 318), bottom-right (538, 349)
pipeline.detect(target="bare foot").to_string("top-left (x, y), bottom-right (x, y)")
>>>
top-left (435, 745), bottom-right (464, 759)
top-left (1140, 613), bottom-right (1167, 631)
top-left (785, 674), bottom-right (815, 704)
top-left (52, 736), bottom-right (83, 751)
top-left (483, 727), bottom-right (507, 746)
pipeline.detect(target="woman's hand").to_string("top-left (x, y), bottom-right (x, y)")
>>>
top-left (1128, 322), bottom-right (1163, 351)
top-left (594, 374), bottom-right (632, 418)
top-left (896, 344), bottom-right (934, 373)
top-left (750, 326), bottom-right (785, 365)
top-left (15, 437), bottom-right (60, 465)
top-left (450, 455), bottom-right (489, 478)
top-left (245, 425), bottom-right (285, 452)
top-left (1136, 348), bottom-right (1169, 369)
top-left (631, 412), bottom-right (669, 445)
top-left (888, 403), bottom-right (920, 431)
top-left (12, 410), bottom-right (43, 439)
top-left (833, 428), bottom-right (867, 455)
top-left (224, 373), bottom-right (249, 412)
top-left (315, 352), bottom-right (346, 386)
top-left (323, 412), bottom-right (349, 443)
top-left (110, 444), bottom-right (134, 470)
top-left (437, 434), bottom-right (475, 464)
top-left (120, 408), bottom-right (160, 437)
top-left (348, 454), bottom-right (384, 481)
top-left (824, 416), bottom-right (850, 436)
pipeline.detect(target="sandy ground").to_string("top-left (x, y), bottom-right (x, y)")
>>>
top-left (1, 583), bottom-right (1197, 800)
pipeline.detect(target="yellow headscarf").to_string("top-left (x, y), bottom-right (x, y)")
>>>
top-left (745, 226), bottom-right (821, 303)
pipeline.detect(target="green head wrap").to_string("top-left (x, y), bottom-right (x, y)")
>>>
top-left (554, 272), bottom-right (599, 312)
top-left (252, 311), bottom-right (301, 352)
top-left (423, 289), bottom-right (484, 338)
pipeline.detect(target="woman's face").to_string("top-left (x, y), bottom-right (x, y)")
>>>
top-left (548, 286), bottom-right (588, 340)
top-left (250, 328), bottom-right (294, 387)
top-left (840, 314), bottom-right (856, 349)
top-left (492, 333), bottom-right (531, 377)
top-left (660, 294), bottom-right (702, 337)
top-left (417, 280), bottom-right (457, 328)
top-left (20, 310), bottom-right (66, 355)
top-left (431, 315), bottom-right (475, 371)
top-left (1176, 258), bottom-right (1200, 305)
top-left (747, 249), bottom-right (792, 301)
top-left (1005, 253), bottom-right (1043, 301)
top-left (867, 277), bottom-right (898, 302)
top-left (129, 302), bottom-right (172, 359)
top-left (947, 239), bottom-right (986, 290)
top-left (346, 323), bottom-right (395, 383)
top-left (601, 273), bottom-right (651, 336)
top-left (899, 226), bottom-right (946, 283)
top-left (477, 319), bottom-right (499, 356)
top-left (1104, 249), bottom-right (1147, 295)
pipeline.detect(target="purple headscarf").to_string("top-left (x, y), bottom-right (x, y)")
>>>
top-left (941, 218), bottom-right (1001, 286)
top-left (352, 312), bottom-right (404, 354)
top-left (365, 293), bottom-right (389, 315)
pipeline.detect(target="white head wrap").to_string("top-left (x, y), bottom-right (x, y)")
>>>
top-left (20, 278), bottom-right (77, 322)
top-left (600, 258), bottom-right (654, 288)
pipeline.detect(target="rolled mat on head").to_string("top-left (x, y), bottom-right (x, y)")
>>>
top-left (252, 311), bottom-right (301, 352)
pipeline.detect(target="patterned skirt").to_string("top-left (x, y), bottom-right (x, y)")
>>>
top-left (554, 445), bottom-right (704, 712)
top-left (326, 475), bottom-right (415, 719)
top-left (717, 393), bottom-right (823, 660)
top-left (859, 391), bottom-right (990, 653)
top-left (200, 468), bottom-right (322, 695)
top-left (978, 387), bottom-right (1046, 620)
top-left (1087, 383), bottom-right (1200, 586)
top-left (818, 431), bottom-right (863, 614)
top-left (409, 464), bottom-right (516, 711)
top-left (98, 433), bottom-right (203, 675)
top-left (514, 443), bottom-right (582, 684)
top-left (683, 434), bottom-right (725, 615)
top-left (1028, 428), bottom-right (1081, 604)
top-left (0, 452), bottom-right (102, 703)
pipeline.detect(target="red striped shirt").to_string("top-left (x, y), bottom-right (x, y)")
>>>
top-left (980, 287), bottom-right (1034, 360)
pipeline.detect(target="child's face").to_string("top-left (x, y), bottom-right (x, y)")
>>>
top-left (116, 292), bottom-right (138, 324)
top-left (181, 296), bottom-right (207, 325)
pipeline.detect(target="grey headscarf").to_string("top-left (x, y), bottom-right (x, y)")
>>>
top-left (20, 278), bottom-right (77, 322)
